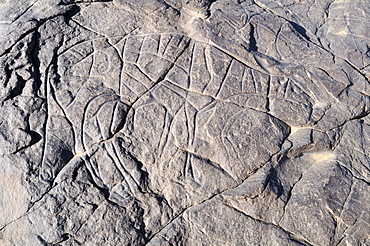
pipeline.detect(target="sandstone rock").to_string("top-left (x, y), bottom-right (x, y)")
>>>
top-left (0, 0), bottom-right (369, 245)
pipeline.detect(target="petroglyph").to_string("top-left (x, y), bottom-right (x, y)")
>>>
top-left (0, 0), bottom-right (369, 245)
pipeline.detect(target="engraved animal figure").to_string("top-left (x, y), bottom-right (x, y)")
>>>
top-left (40, 0), bottom-right (363, 220)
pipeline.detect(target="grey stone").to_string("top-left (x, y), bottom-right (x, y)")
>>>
top-left (0, 0), bottom-right (369, 245)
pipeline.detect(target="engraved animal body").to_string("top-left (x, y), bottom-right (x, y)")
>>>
top-left (40, 0), bottom-right (358, 210)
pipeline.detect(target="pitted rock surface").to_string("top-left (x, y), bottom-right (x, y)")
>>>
top-left (0, 0), bottom-right (369, 245)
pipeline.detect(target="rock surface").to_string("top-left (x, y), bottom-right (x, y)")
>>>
top-left (0, 0), bottom-right (369, 245)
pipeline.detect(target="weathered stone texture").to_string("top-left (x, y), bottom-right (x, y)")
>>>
top-left (0, 0), bottom-right (369, 245)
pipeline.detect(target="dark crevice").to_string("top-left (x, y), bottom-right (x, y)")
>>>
top-left (266, 75), bottom-right (271, 111)
top-left (266, 166), bottom-right (284, 198)
top-left (366, 45), bottom-right (370, 59)
top-left (10, 131), bottom-right (42, 155)
top-left (29, 30), bottom-right (43, 96)
top-left (248, 24), bottom-right (258, 52)
top-left (59, 0), bottom-right (113, 5)
top-left (351, 110), bottom-right (370, 120)
top-left (36, 235), bottom-right (53, 246)
top-left (53, 233), bottom-right (74, 244)
top-left (289, 21), bottom-right (311, 42)
top-left (62, 4), bottom-right (81, 23)
top-left (29, 131), bottom-right (42, 145)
